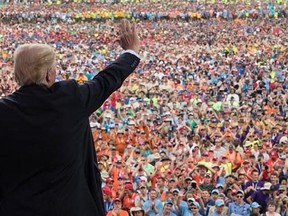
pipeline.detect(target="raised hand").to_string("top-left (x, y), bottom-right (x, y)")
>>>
top-left (118, 20), bottom-right (140, 53)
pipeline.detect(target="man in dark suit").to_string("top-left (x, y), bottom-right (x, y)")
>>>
top-left (0, 20), bottom-right (140, 216)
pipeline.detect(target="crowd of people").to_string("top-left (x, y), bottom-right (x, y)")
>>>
top-left (0, 0), bottom-right (287, 24)
top-left (0, 0), bottom-right (288, 215)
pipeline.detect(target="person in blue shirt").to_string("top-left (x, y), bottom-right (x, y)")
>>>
top-left (170, 188), bottom-right (189, 216)
top-left (142, 189), bottom-right (163, 216)
top-left (185, 201), bottom-right (203, 216)
top-left (156, 201), bottom-right (177, 216)
top-left (210, 199), bottom-right (226, 216)
top-left (228, 190), bottom-right (250, 216)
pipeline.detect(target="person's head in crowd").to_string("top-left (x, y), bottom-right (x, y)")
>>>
top-left (257, 152), bottom-right (264, 163)
top-left (185, 191), bottom-right (194, 201)
top-left (139, 183), bottom-right (147, 194)
top-left (174, 167), bottom-right (182, 176)
top-left (201, 190), bottom-right (210, 202)
top-left (156, 177), bottom-right (166, 188)
top-left (162, 200), bottom-right (173, 215)
top-left (168, 178), bottom-right (176, 190)
top-left (270, 172), bottom-right (279, 185)
top-left (215, 199), bottom-right (225, 214)
top-left (117, 130), bottom-right (124, 137)
top-left (14, 44), bottom-right (56, 87)
top-left (261, 182), bottom-right (272, 194)
top-left (249, 154), bottom-right (256, 165)
top-left (188, 201), bottom-right (201, 215)
top-left (126, 144), bottom-right (134, 154)
top-left (106, 177), bottom-right (114, 187)
top-left (211, 189), bottom-right (219, 201)
top-left (130, 207), bottom-right (144, 216)
top-left (102, 186), bottom-right (112, 201)
top-left (171, 188), bottom-right (180, 201)
top-left (98, 161), bottom-right (106, 172)
top-left (135, 149), bottom-right (141, 157)
top-left (124, 183), bottom-right (134, 197)
top-left (115, 158), bottom-right (123, 168)
top-left (218, 193), bottom-right (226, 201)
top-left (270, 150), bottom-right (278, 162)
top-left (186, 158), bottom-right (194, 168)
top-left (165, 190), bottom-right (173, 201)
top-left (242, 159), bottom-right (251, 169)
top-left (185, 176), bottom-right (193, 187)
top-left (203, 173), bottom-right (212, 185)
top-left (280, 177), bottom-right (288, 186)
top-left (113, 198), bottom-right (122, 210)
top-left (278, 185), bottom-right (287, 196)
top-left (108, 140), bottom-right (115, 148)
top-left (225, 174), bottom-right (237, 187)
top-left (216, 183), bottom-right (225, 194)
top-left (226, 187), bottom-right (233, 200)
top-left (235, 190), bottom-right (245, 204)
top-left (159, 150), bottom-right (167, 158)
top-left (250, 202), bottom-right (261, 216)
top-left (212, 163), bottom-right (220, 173)
top-left (178, 174), bottom-right (185, 185)
top-left (266, 201), bottom-right (278, 214)
top-left (251, 169), bottom-right (260, 182)
top-left (149, 189), bottom-right (158, 201)
top-left (111, 146), bottom-right (118, 157)
top-left (197, 164), bottom-right (208, 176)
top-left (238, 173), bottom-right (247, 185)
top-left (190, 180), bottom-right (198, 191)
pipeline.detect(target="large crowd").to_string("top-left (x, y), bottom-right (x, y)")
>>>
top-left (0, 0), bottom-right (288, 215)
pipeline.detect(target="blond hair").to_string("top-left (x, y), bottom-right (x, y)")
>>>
top-left (14, 44), bottom-right (56, 86)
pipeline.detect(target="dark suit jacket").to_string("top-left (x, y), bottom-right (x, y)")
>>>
top-left (0, 53), bottom-right (140, 216)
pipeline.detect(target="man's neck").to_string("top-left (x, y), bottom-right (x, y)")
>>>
top-left (236, 200), bottom-right (243, 205)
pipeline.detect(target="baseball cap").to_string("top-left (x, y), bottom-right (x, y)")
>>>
top-left (215, 199), bottom-right (225, 207)
top-left (236, 190), bottom-right (245, 195)
top-left (190, 201), bottom-right (200, 209)
top-left (125, 184), bottom-right (133, 190)
top-left (172, 188), bottom-right (180, 193)
top-left (187, 198), bottom-right (195, 202)
top-left (216, 183), bottom-right (224, 189)
top-left (114, 197), bottom-right (121, 202)
top-left (164, 199), bottom-right (173, 206)
top-left (102, 186), bottom-right (112, 196)
top-left (251, 202), bottom-right (261, 209)
top-left (139, 176), bottom-right (147, 182)
top-left (130, 207), bottom-right (144, 214)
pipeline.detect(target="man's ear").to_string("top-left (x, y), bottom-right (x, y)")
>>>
top-left (44, 67), bottom-right (55, 87)
top-left (46, 68), bottom-right (52, 82)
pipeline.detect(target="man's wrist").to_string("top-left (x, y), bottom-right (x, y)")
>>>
top-left (123, 49), bottom-right (141, 59)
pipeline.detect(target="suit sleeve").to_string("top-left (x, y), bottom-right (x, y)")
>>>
top-left (79, 52), bottom-right (140, 116)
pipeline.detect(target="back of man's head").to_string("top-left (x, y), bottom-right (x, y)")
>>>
top-left (14, 44), bottom-right (56, 86)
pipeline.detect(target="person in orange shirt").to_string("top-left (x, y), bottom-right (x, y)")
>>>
top-left (75, 71), bottom-right (88, 84)
top-left (223, 144), bottom-right (242, 169)
top-left (106, 198), bottom-right (129, 216)
top-left (109, 158), bottom-right (127, 191)
top-left (114, 130), bottom-right (128, 155)
top-left (122, 184), bottom-right (139, 211)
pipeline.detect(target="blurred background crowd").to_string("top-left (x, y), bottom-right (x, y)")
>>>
top-left (0, 0), bottom-right (287, 216)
